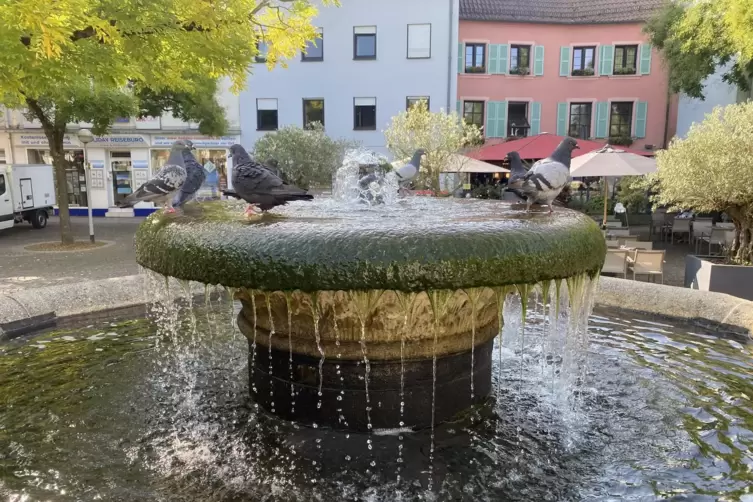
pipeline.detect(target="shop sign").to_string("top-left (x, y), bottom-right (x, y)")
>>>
top-left (151, 135), bottom-right (238, 148)
top-left (91, 135), bottom-right (150, 148)
top-left (135, 116), bottom-right (161, 130)
top-left (15, 133), bottom-right (77, 147)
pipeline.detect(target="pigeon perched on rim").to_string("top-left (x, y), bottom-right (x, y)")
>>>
top-left (393, 148), bottom-right (426, 186)
top-left (116, 141), bottom-right (187, 213)
top-left (222, 143), bottom-right (313, 216)
top-left (505, 137), bottom-right (579, 213)
top-left (172, 140), bottom-right (206, 208)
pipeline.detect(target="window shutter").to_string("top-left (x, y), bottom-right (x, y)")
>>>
top-left (456, 100), bottom-right (462, 118)
top-left (495, 101), bottom-right (508, 138)
top-left (599, 45), bottom-right (614, 76)
top-left (530, 102), bottom-right (542, 135)
top-left (634, 101), bottom-right (648, 138)
top-left (559, 47), bottom-right (571, 77)
top-left (639, 44), bottom-right (652, 75)
top-left (497, 44), bottom-right (509, 75)
top-left (533, 45), bottom-right (545, 76)
top-left (458, 42), bottom-right (464, 73)
top-left (556, 102), bottom-right (568, 136)
top-left (595, 101), bottom-right (609, 138)
top-left (485, 101), bottom-right (497, 137)
top-left (489, 44), bottom-right (500, 74)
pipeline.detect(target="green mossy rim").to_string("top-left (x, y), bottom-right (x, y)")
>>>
top-left (135, 203), bottom-right (606, 292)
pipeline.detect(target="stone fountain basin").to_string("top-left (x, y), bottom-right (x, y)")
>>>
top-left (134, 199), bottom-right (605, 430)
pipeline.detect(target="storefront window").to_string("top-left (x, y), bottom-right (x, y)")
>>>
top-left (27, 149), bottom-right (88, 206)
top-left (150, 148), bottom-right (228, 200)
top-left (111, 151), bottom-right (133, 205)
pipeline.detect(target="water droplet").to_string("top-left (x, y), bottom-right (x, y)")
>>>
top-left (345, 455), bottom-right (351, 461)
top-left (370, 461), bottom-right (376, 467)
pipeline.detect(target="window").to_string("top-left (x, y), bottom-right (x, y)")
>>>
top-left (614, 45), bottom-right (638, 75)
top-left (354, 26), bottom-right (377, 60)
top-left (303, 99), bottom-right (324, 128)
top-left (609, 102), bottom-right (633, 137)
top-left (572, 46), bottom-right (595, 76)
top-left (407, 24), bottom-right (431, 59)
top-left (302, 28), bottom-right (323, 61)
top-left (463, 101), bottom-right (484, 129)
top-left (569, 103), bottom-right (592, 138)
top-left (464, 43), bottom-right (486, 73)
top-left (255, 41), bottom-right (268, 63)
top-left (256, 98), bottom-right (278, 131)
top-left (354, 97), bottom-right (377, 130)
top-left (406, 96), bottom-right (430, 111)
top-left (510, 45), bottom-right (531, 75)
top-left (507, 102), bottom-right (529, 137)
top-left (0, 174), bottom-right (5, 196)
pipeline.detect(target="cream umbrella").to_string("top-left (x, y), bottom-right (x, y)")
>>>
top-left (569, 145), bottom-right (657, 227)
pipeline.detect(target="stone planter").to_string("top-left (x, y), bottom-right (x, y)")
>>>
top-left (684, 255), bottom-right (753, 301)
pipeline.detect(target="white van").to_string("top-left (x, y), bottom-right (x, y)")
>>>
top-left (0, 164), bottom-right (57, 231)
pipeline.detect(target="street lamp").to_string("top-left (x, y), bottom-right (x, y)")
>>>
top-left (77, 128), bottom-right (95, 243)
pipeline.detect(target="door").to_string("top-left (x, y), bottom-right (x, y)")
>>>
top-left (20, 178), bottom-right (34, 209)
top-left (0, 173), bottom-right (14, 230)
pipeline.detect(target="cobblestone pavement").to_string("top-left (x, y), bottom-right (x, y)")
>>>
top-left (0, 216), bottom-right (142, 294)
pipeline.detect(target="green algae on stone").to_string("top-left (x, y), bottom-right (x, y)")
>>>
top-left (135, 201), bottom-right (606, 293)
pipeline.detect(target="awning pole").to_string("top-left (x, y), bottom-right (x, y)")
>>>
top-left (602, 176), bottom-right (608, 229)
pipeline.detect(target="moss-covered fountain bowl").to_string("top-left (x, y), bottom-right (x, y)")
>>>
top-left (135, 198), bottom-right (605, 431)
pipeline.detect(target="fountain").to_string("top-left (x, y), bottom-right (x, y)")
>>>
top-left (134, 170), bottom-right (606, 431)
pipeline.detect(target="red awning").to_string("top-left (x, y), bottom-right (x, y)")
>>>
top-left (471, 133), bottom-right (655, 162)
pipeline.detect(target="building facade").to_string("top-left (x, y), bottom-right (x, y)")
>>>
top-left (457, 0), bottom-right (675, 156)
top-left (0, 79), bottom-right (240, 216)
top-left (240, 0), bottom-right (460, 158)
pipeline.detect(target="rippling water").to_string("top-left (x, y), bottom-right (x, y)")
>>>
top-left (1, 290), bottom-right (752, 501)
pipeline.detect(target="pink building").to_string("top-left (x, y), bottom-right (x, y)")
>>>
top-left (457, 0), bottom-right (677, 156)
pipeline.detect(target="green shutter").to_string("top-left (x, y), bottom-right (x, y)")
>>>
top-left (489, 44), bottom-right (500, 74)
top-left (456, 100), bottom-right (462, 118)
top-left (530, 102), bottom-right (542, 135)
top-left (485, 101), bottom-right (496, 137)
top-left (533, 45), bottom-right (545, 76)
top-left (486, 101), bottom-right (507, 138)
top-left (497, 44), bottom-right (509, 75)
top-left (556, 102), bottom-right (568, 136)
top-left (639, 43), bottom-right (652, 75)
top-left (634, 101), bottom-right (648, 138)
top-left (595, 101), bottom-right (609, 138)
top-left (559, 47), bottom-right (571, 77)
top-left (599, 45), bottom-right (614, 76)
top-left (458, 42), bottom-right (464, 73)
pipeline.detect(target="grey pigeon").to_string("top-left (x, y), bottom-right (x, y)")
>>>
top-left (505, 138), bottom-right (579, 213)
top-left (222, 144), bottom-right (313, 216)
top-left (393, 148), bottom-right (426, 185)
top-left (172, 140), bottom-right (206, 208)
top-left (117, 142), bottom-right (187, 213)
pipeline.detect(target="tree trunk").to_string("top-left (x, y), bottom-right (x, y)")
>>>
top-left (24, 98), bottom-right (74, 244)
top-left (725, 206), bottom-right (753, 264)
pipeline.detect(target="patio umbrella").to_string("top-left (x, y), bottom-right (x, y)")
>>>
top-left (440, 153), bottom-right (509, 174)
top-left (569, 145), bottom-right (658, 227)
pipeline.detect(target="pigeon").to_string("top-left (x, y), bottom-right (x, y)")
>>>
top-left (505, 137), bottom-right (579, 213)
top-left (393, 148), bottom-right (426, 185)
top-left (172, 140), bottom-right (206, 209)
top-left (222, 143), bottom-right (313, 216)
top-left (116, 142), bottom-right (187, 213)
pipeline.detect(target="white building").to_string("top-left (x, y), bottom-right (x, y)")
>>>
top-left (240, 0), bottom-right (460, 157)
top-left (676, 62), bottom-right (752, 138)
top-left (0, 79), bottom-right (240, 216)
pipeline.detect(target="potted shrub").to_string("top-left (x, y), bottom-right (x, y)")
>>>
top-left (609, 136), bottom-right (634, 146)
top-left (571, 68), bottom-right (595, 77)
top-left (509, 66), bottom-right (529, 76)
top-left (650, 102), bottom-right (753, 300)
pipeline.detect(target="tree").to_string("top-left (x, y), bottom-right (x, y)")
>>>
top-left (0, 0), bottom-right (331, 244)
top-left (615, 176), bottom-right (651, 214)
top-left (651, 101), bottom-right (753, 263)
top-left (644, 0), bottom-right (753, 99)
top-left (383, 100), bottom-right (483, 193)
top-left (252, 123), bottom-right (359, 189)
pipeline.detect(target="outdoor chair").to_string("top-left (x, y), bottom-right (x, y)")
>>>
top-left (670, 218), bottom-right (691, 245)
top-left (649, 212), bottom-right (665, 240)
top-left (609, 228), bottom-right (632, 238)
top-left (606, 239), bottom-right (621, 248)
top-left (622, 239), bottom-right (653, 250)
top-left (629, 250), bottom-right (666, 283)
top-left (691, 221), bottom-right (713, 253)
top-left (701, 228), bottom-right (735, 255)
top-left (602, 249), bottom-right (630, 278)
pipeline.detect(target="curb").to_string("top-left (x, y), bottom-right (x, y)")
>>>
top-left (1, 274), bottom-right (752, 341)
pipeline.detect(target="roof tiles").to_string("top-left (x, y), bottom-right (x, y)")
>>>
top-left (459, 0), bottom-right (665, 24)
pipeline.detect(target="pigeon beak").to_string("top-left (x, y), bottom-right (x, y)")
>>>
top-left (574, 144), bottom-right (580, 149)
top-left (227, 153), bottom-right (232, 159)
